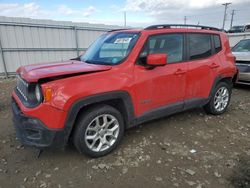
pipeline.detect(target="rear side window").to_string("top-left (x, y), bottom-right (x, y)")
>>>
top-left (139, 34), bottom-right (184, 64)
top-left (188, 33), bottom-right (212, 60)
top-left (214, 35), bottom-right (222, 53)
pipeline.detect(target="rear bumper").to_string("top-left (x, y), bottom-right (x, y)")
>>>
top-left (236, 64), bottom-right (250, 84)
top-left (238, 72), bottom-right (250, 82)
top-left (12, 99), bottom-right (66, 149)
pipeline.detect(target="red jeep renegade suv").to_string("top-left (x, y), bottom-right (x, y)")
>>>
top-left (12, 24), bottom-right (238, 157)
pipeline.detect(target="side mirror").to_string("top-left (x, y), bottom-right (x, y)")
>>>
top-left (147, 54), bottom-right (167, 66)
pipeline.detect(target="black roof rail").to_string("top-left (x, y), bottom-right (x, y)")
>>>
top-left (144, 24), bottom-right (220, 31)
top-left (107, 28), bottom-right (129, 32)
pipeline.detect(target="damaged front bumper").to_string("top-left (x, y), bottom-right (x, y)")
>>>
top-left (12, 98), bottom-right (65, 149)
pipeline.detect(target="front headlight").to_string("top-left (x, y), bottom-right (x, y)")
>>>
top-left (35, 85), bottom-right (42, 102)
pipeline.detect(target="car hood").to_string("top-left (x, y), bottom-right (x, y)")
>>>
top-left (232, 52), bottom-right (250, 61)
top-left (17, 60), bottom-right (112, 82)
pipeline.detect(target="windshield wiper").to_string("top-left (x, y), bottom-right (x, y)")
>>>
top-left (83, 60), bottom-right (96, 64)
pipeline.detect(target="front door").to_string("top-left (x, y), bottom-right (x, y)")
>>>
top-left (134, 33), bottom-right (187, 116)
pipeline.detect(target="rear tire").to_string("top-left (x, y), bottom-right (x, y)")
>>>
top-left (204, 82), bottom-right (232, 115)
top-left (73, 105), bottom-right (124, 158)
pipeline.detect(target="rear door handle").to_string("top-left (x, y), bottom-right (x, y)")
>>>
top-left (175, 69), bottom-right (186, 75)
top-left (209, 63), bottom-right (219, 69)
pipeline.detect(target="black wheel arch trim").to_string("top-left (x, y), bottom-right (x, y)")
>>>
top-left (61, 90), bottom-right (135, 147)
top-left (209, 75), bottom-right (233, 99)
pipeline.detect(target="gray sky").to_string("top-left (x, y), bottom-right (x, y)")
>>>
top-left (0, 0), bottom-right (249, 29)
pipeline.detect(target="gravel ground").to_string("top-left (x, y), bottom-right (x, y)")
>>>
top-left (0, 78), bottom-right (250, 188)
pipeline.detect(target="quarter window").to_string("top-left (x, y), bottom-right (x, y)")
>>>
top-left (139, 34), bottom-right (184, 64)
top-left (188, 34), bottom-right (212, 60)
top-left (214, 35), bottom-right (222, 53)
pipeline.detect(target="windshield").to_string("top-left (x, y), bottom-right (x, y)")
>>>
top-left (80, 32), bottom-right (139, 65)
top-left (232, 39), bottom-right (250, 52)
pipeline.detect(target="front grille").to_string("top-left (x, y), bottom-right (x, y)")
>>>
top-left (16, 75), bottom-right (29, 101)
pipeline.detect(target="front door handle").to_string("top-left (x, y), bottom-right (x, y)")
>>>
top-left (209, 63), bottom-right (219, 69)
top-left (175, 69), bottom-right (186, 75)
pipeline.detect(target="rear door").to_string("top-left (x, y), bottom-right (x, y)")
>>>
top-left (185, 33), bottom-right (220, 106)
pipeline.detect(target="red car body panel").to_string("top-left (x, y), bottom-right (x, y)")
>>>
top-left (134, 62), bottom-right (187, 114)
top-left (12, 28), bottom-right (237, 131)
top-left (12, 92), bottom-right (67, 129)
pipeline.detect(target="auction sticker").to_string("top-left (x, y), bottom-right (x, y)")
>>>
top-left (114, 38), bottom-right (132, 44)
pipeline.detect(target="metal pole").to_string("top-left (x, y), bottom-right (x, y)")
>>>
top-left (124, 12), bottom-right (127, 28)
top-left (230, 10), bottom-right (235, 29)
top-left (0, 35), bottom-right (8, 78)
top-left (74, 26), bottom-right (79, 57)
top-left (222, 3), bottom-right (232, 30)
top-left (184, 16), bottom-right (187, 25)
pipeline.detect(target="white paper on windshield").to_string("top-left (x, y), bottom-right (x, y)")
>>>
top-left (114, 38), bottom-right (132, 44)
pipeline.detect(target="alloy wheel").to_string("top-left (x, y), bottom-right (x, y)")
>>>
top-left (214, 86), bottom-right (229, 112)
top-left (84, 114), bottom-right (119, 152)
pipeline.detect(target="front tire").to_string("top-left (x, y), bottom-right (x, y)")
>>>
top-left (204, 82), bottom-right (232, 115)
top-left (73, 105), bottom-right (124, 157)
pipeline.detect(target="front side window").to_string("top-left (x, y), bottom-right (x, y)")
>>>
top-left (139, 34), bottom-right (184, 64)
top-left (81, 32), bottom-right (139, 65)
top-left (188, 33), bottom-right (212, 60)
top-left (245, 25), bottom-right (250, 31)
top-left (232, 39), bottom-right (250, 52)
